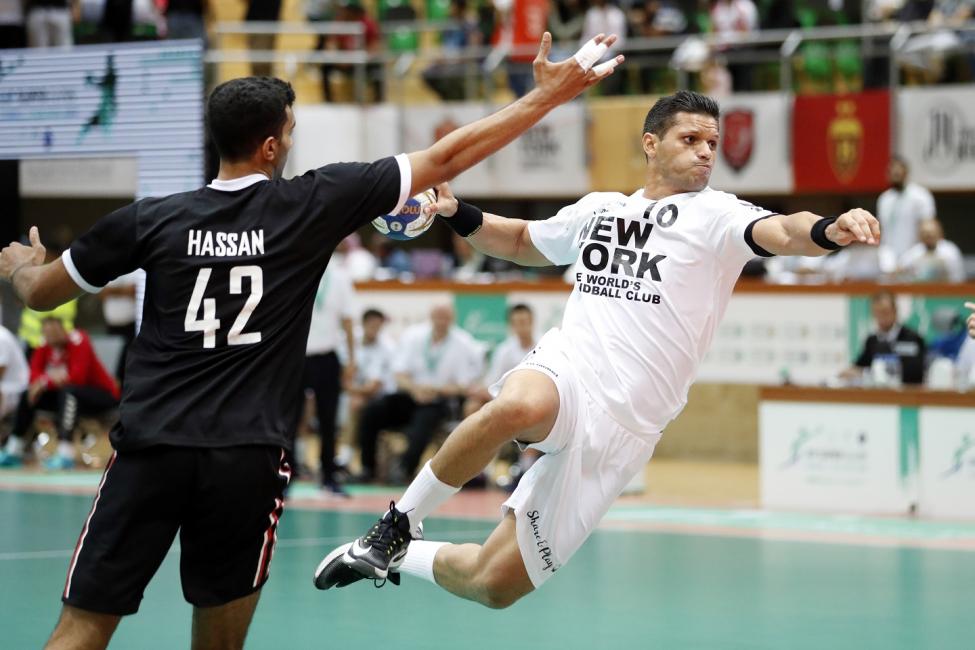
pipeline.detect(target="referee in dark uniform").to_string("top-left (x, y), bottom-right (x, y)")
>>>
top-left (0, 33), bottom-right (620, 650)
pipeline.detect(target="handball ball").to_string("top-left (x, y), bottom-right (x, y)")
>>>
top-left (372, 189), bottom-right (437, 241)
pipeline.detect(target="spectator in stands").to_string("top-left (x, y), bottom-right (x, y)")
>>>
top-left (334, 233), bottom-right (378, 281)
top-left (344, 308), bottom-right (395, 474)
top-left (450, 232), bottom-right (517, 280)
top-left (709, 0), bottom-right (758, 91)
top-left (302, 257), bottom-right (357, 496)
top-left (245, 0), bottom-right (282, 76)
top-left (763, 254), bottom-right (827, 285)
top-left (19, 270), bottom-right (77, 358)
top-left (825, 243), bottom-right (897, 282)
top-left (25, 0), bottom-right (75, 47)
top-left (0, 324), bottom-right (28, 423)
top-left (581, 0), bottom-right (628, 95)
top-left (0, 0), bottom-right (26, 48)
top-left (355, 303), bottom-right (483, 484)
top-left (367, 231), bottom-right (413, 277)
top-left (422, 0), bottom-right (482, 101)
top-left (634, 0), bottom-right (688, 92)
top-left (968, 301), bottom-right (975, 338)
top-left (958, 302), bottom-right (975, 385)
top-left (844, 292), bottom-right (927, 385)
top-left (549, 0), bottom-right (585, 54)
top-left (98, 269), bottom-right (142, 382)
top-left (0, 317), bottom-right (119, 469)
top-left (464, 303), bottom-right (536, 416)
top-left (166, 0), bottom-right (207, 41)
top-left (877, 156), bottom-right (936, 260)
top-left (318, 0), bottom-right (382, 103)
top-left (899, 219), bottom-right (965, 283)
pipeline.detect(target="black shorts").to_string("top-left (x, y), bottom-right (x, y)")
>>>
top-left (62, 445), bottom-right (291, 616)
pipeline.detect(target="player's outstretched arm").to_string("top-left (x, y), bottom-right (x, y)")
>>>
top-left (751, 208), bottom-right (881, 257)
top-left (427, 183), bottom-right (552, 267)
top-left (406, 32), bottom-right (623, 196)
top-left (0, 227), bottom-right (82, 311)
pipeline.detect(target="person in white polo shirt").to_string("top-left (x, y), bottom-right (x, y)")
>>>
top-left (876, 156), bottom-right (936, 259)
top-left (898, 219), bottom-right (965, 283)
top-left (0, 324), bottom-right (28, 421)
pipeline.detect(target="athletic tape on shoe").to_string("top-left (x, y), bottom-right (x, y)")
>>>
top-left (574, 38), bottom-right (608, 71)
top-left (592, 58), bottom-right (618, 75)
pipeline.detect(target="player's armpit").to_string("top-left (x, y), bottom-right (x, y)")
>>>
top-left (468, 213), bottom-right (553, 267)
top-left (13, 260), bottom-right (84, 311)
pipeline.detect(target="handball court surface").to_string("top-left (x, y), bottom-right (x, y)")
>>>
top-left (1, 460), bottom-right (972, 650)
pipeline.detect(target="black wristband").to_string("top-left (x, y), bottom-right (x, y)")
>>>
top-left (439, 199), bottom-right (484, 238)
top-left (810, 216), bottom-right (841, 250)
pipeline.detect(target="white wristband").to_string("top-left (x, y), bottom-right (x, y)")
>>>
top-left (573, 38), bottom-right (608, 71)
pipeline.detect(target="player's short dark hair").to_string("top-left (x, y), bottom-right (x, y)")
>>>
top-left (642, 91), bottom-right (720, 139)
top-left (206, 77), bottom-right (296, 162)
top-left (507, 303), bottom-right (532, 319)
top-left (363, 308), bottom-right (386, 322)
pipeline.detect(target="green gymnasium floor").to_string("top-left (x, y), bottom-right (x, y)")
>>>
top-left (2, 476), bottom-right (974, 649)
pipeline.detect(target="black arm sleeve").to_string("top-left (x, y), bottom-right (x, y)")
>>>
top-left (854, 337), bottom-right (874, 368)
top-left (67, 202), bottom-right (140, 290)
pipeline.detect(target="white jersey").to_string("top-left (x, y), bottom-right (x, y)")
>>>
top-left (528, 187), bottom-right (774, 434)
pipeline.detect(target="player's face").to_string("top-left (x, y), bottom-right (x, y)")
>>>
top-left (646, 112), bottom-right (718, 193)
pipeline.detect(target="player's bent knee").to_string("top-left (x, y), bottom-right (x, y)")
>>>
top-left (476, 570), bottom-right (532, 610)
top-left (484, 395), bottom-right (554, 436)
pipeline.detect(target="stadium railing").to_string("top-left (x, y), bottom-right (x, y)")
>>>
top-left (204, 19), bottom-right (975, 102)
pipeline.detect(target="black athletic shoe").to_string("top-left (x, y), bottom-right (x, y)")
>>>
top-left (344, 501), bottom-right (416, 580)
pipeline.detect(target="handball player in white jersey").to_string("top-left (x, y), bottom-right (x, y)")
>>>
top-left (314, 90), bottom-right (881, 608)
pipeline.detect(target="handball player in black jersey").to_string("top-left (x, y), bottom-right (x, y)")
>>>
top-left (0, 32), bottom-right (623, 649)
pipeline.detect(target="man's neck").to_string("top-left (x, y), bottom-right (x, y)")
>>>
top-left (216, 161), bottom-right (272, 181)
top-left (517, 334), bottom-right (533, 348)
top-left (642, 172), bottom-right (694, 200)
top-left (431, 330), bottom-right (448, 343)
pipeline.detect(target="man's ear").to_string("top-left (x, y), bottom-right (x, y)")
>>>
top-left (642, 132), bottom-right (657, 160)
top-left (260, 136), bottom-right (277, 162)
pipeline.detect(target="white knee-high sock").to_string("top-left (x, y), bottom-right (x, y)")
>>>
top-left (396, 461), bottom-right (459, 538)
top-left (399, 541), bottom-right (448, 584)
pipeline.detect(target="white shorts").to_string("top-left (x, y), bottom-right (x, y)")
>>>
top-left (491, 329), bottom-right (661, 588)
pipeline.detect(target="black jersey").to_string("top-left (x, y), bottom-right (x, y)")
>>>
top-left (63, 155), bottom-right (410, 451)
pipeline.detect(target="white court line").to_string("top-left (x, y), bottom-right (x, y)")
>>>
top-left (0, 528), bottom-right (497, 562)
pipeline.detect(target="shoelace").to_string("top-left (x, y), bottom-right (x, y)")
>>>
top-left (367, 501), bottom-right (407, 588)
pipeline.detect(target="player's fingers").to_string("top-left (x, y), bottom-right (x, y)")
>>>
top-left (600, 34), bottom-right (618, 49)
top-left (574, 35), bottom-right (607, 71)
top-left (867, 214), bottom-right (881, 242)
top-left (843, 217), bottom-right (868, 243)
top-left (29, 226), bottom-right (42, 249)
top-left (963, 302), bottom-right (975, 311)
top-left (535, 31), bottom-right (552, 64)
top-left (854, 215), bottom-right (876, 245)
top-left (592, 55), bottom-right (624, 78)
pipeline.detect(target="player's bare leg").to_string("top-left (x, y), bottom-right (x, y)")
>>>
top-left (44, 606), bottom-right (120, 650)
top-left (430, 512), bottom-right (533, 609)
top-left (190, 590), bottom-right (261, 650)
top-left (314, 370), bottom-right (558, 588)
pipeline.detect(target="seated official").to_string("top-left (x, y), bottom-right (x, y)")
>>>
top-left (0, 318), bottom-right (119, 469)
top-left (0, 324), bottom-right (29, 422)
top-left (356, 304), bottom-right (483, 484)
top-left (844, 292), bottom-right (926, 385)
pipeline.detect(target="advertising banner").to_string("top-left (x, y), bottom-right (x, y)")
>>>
top-left (709, 92), bottom-right (793, 194)
top-left (918, 407), bottom-right (975, 519)
top-left (793, 91), bottom-right (890, 193)
top-left (588, 96), bottom-right (656, 192)
top-left (0, 41), bottom-right (204, 198)
top-left (898, 85), bottom-right (975, 190)
top-left (760, 402), bottom-right (914, 514)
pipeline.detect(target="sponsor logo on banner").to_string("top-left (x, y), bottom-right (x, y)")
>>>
top-left (827, 100), bottom-right (863, 183)
top-left (779, 424), bottom-right (869, 475)
top-left (793, 91), bottom-right (889, 193)
top-left (941, 433), bottom-right (975, 479)
top-left (721, 109), bottom-right (754, 172)
top-left (921, 101), bottom-right (975, 172)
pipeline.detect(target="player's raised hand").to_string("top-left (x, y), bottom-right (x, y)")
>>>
top-left (532, 32), bottom-right (625, 105)
top-left (965, 302), bottom-right (975, 338)
top-left (825, 208), bottom-right (881, 247)
top-left (425, 182), bottom-right (459, 218)
top-left (0, 226), bottom-right (46, 281)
